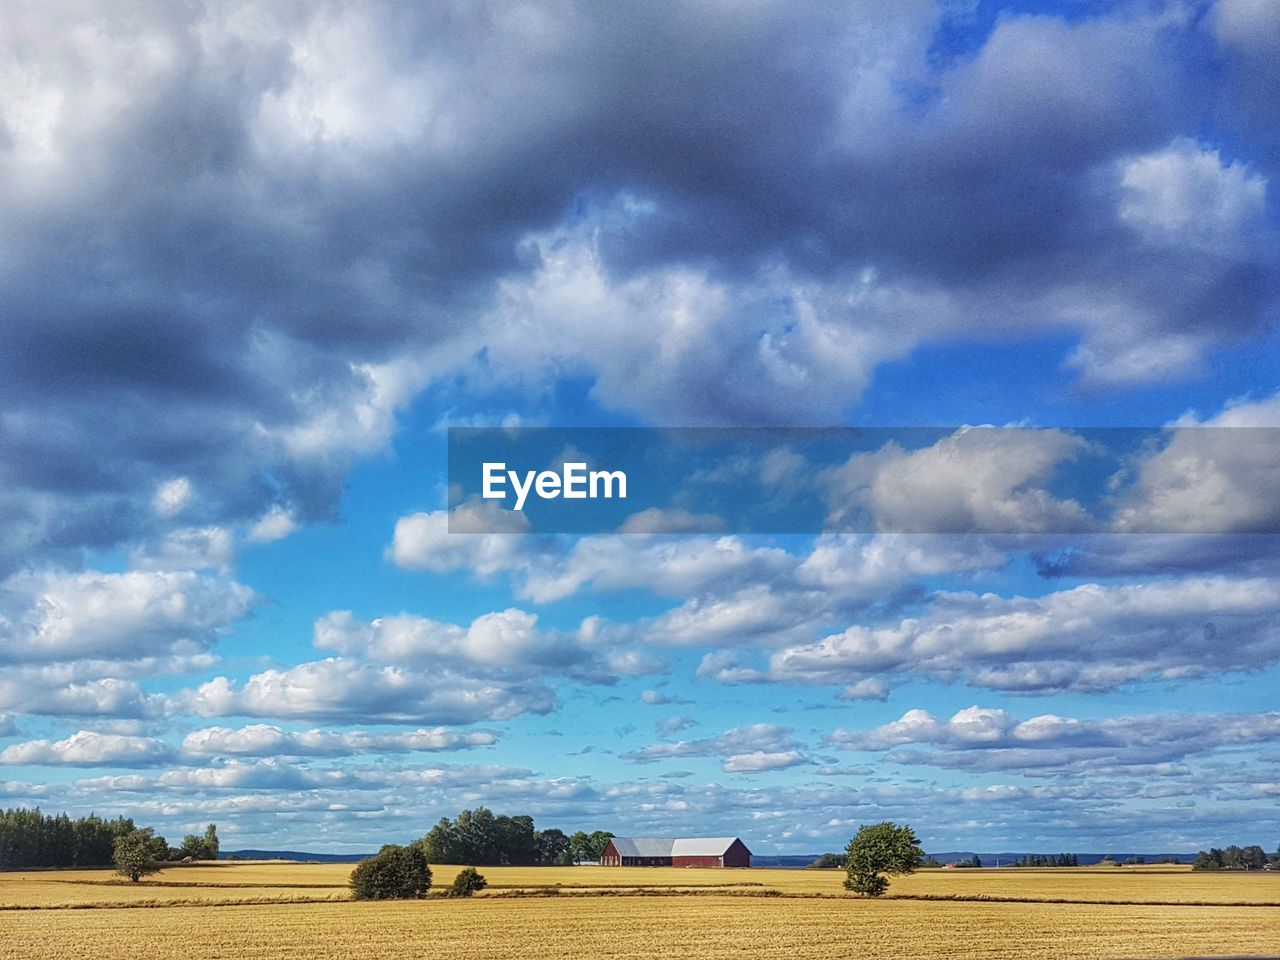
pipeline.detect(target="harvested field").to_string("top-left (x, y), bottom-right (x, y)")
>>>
top-left (3, 862), bottom-right (1278, 959)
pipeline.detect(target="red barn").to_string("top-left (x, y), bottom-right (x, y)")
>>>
top-left (600, 837), bottom-right (751, 868)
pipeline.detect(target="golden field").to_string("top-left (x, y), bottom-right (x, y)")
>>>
top-left (2, 862), bottom-right (1278, 959)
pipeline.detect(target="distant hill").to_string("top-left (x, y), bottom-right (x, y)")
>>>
top-left (222, 850), bottom-right (373, 863)
top-left (749, 855), bottom-right (821, 868)
top-left (772, 852), bottom-right (1197, 868)
top-left (923, 852), bottom-right (1197, 866)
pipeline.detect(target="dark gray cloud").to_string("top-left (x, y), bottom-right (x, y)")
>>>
top-left (2, 1), bottom-right (1277, 570)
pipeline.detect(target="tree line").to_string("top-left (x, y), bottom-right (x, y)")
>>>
top-left (0, 807), bottom-right (220, 873)
top-left (348, 807), bottom-right (615, 901)
top-left (1009, 853), bottom-right (1079, 867)
top-left (0, 808), bottom-right (140, 870)
top-left (416, 807), bottom-right (613, 866)
top-left (1192, 844), bottom-right (1279, 871)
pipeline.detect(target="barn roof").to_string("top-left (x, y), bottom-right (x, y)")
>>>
top-left (672, 837), bottom-right (748, 856)
top-left (608, 837), bottom-right (748, 857)
top-left (608, 837), bottom-right (675, 857)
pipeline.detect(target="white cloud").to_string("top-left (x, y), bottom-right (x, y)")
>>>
top-left (151, 478), bottom-right (193, 518)
top-left (519, 536), bottom-right (792, 605)
top-left (247, 506), bottom-right (298, 543)
top-left (129, 526), bottom-right (235, 571)
top-left (0, 568), bottom-right (255, 665)
top-left (640, 690), bottom-right (690, 706)
top-left (183, 658), bottom-right (556, 725)
top-left (312, 607), bottom-right (644, 682)
top-left (624, 723), bottom-right (805, 766)
top-left (837, 678), bottom-right (890, 702)
top-left (1111, 392), bottom-right (1280, 533)
top-left (828, 706), bottom-right (1280, 777)
top-left (764, 575), bottom-right (1280, 693)
top-left (618, 508), bottom-right (726, 534)
top-left (0, 730), bottom-right (170, 766)
top-left (721, 750), bottom-right (809, 773)
top-left (820, 427), bottom-right (1092, 533)
top-left (389, 506), bottom-right (532, 579)
top-left (180, 723), bottom-right (496, 758)
top-left (1118, 138), bottom-right (1266, 249)
top-left (476, 217), bottom-right (956, 426)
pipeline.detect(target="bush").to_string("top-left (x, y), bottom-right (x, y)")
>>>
top-left (449, 867), bottom-right (488, 897)
top-left (350, 844), bottom-right (432, 900)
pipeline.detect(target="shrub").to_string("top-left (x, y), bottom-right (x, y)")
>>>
top-left (349, 844), bottom-right (432, 900)
top-left (449, 867), bottom-right (488, 897)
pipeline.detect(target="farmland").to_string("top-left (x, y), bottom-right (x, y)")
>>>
top-left (3, 862), bottom-right (1279, 959)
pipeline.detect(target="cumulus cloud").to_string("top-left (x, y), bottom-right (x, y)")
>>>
top-left (128, 526), bottom-right (236, 571)
top-left (182, 658), bottom-right (556, 725)
top-left (0, 568), bottom-right (255, 665)
top-left (623, 723), bottom-right (808, 774)
top-left (0, 730), bottom-right (171, 767)
top-left (619, 508), bottom-right (726, 535)
top-left (2, 0), bottom-right (1280, 855)
top-left (837, 678), bottom-right (891, 702)
top-left (389, 506), bottom-right (533, 579)
top-left (1117, 138), bottom-right (1267, 250)
top-left (0, 671), bottom-right (176, 719)
top-left (1111, 392), bottom-right (1280, 534)
top-left (820, 427), bottom-right (1092, 534)
top-left (829, 706), bottom-right (1280, 778)
top-left (639, 690), bottom-right (692, 706)
top-left (1, 0), bottom-right (1275, 576)
top-left (151, 478), bottom-right (193, 518)
top-left (246, 506), bottom-right (298, 544)
top-left (720, 750), bottom-right (810, 773)
top-left (180, 724), bottom-right (496, 758)
top-left (313, 608), bottom-right (652, 684)
top-left (762, 575), bottom-right (1280, 693)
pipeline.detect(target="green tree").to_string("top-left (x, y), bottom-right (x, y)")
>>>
top-left (349, 844), bottom-right (432, 900)
top-left (179, 824), bottom-right (220, 860)
top-left (568, 830), bottom-right (614, 864)
top-left (114, 828), bottom-right (163, 882)
top-left (843, 821), bottom-right (924, 897)
top-left (587, 831), bottom-right (614, 862)
top-left (536, 828), bottom-right (572, 865)
top-left (203, 823), bottom-right (220, 860)
top-left (449, 867), bottom-right (488, 897)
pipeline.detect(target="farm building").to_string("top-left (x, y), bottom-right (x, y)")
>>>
top-left (600, 837), bottom-right (751, 868)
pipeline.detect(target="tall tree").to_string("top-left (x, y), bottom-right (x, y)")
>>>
top-left (843, 821), bottom-right (924, 897)
top-left (114, 828), bottom-right (163, 883)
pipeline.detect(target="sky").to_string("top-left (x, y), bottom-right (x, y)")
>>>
top-left (1, 0), bottom-right (1279, 856)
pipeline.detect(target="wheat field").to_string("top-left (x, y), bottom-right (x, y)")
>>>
top-left (2, 862), bottom-right (1278, 959)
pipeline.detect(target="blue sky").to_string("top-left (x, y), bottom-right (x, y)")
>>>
top-left (2, 0), bottom-right (1279, 855)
